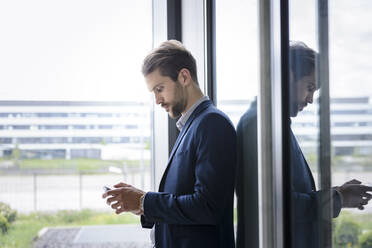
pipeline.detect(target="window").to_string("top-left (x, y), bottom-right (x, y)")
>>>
top-left (216, 0), bottom-right (259, 126)
top-left (0, 1), bottom-right (153, 242)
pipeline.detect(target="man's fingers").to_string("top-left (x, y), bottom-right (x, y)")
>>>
top-left (106, 195), bottom-right (120, 205)
top-left (361, 199), bottom-right (370, 205)
top-left (102, 188), bottom-right (124, 199)
top-left (114, 182), bottom-right (131, 188)
top-left (346, 179), bottom-right (361, 185)
top-left (115, 207), bottom-right (125, 215)
top-left (111, 202), bottom-right (121, 210)
top-left (348, 185), bottom-right (372, 193)
top-left (361, 185), bottom-right (372, 192)
top-left (362, 192), bottom-right (372, 199)
top-left (358, 205), bottom-right (365, 210)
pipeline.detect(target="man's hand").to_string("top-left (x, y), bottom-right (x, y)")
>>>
top-left (337, 179), bottom-right (372, 210)
top-left (102, 182), bottom-right (145, 215)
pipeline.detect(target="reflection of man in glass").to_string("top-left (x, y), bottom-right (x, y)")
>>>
top-left (236, 41), bottom-right (372, 248)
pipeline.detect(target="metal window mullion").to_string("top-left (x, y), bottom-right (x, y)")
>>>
top-left (280, 0), bottom-right (292, 246)
top-left (258, 0), bottom-right (284, 247)
top-left (151, 0), bottom-right (170, 191)
top-left (166, 0), bottom-right (182, 154)
top-left (317, 0), bottom-right (333, 247)
top-left (204, 0), bottom-right (216, 104)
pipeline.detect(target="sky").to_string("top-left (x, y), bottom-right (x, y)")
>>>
top-left (0, 0), bottom-right (371, 102)
top-left (216, 0), bottom-right (372, 101)
top-left (290, 0), bottom-right (372, 99)
top-left (0, 0), bottom-right (152, 102)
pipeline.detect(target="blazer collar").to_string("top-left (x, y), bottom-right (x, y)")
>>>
top-left (158, 100), bottom-right (213, 191)
top-left (168, 100), bottom-right (212, 164)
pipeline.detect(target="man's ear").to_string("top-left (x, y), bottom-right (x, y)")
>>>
top-left (177, 68), bottom-right (191, 86)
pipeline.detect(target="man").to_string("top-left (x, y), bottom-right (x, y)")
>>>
top-left (236, 41), bottom-right (372, 248)
top-left (103, 40), bottom-right (237, 248)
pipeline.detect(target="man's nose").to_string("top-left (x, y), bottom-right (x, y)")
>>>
top-left (155, 94), bottom-right (162, 105)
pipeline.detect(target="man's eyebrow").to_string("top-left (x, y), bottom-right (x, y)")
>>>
top-left (311, 81), bottom-right (321, 90)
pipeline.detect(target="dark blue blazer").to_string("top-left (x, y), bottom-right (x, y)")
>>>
top-left (236, 100), bottom-right (342, 248)
top-left (141, 100), bottom-right (237, 248)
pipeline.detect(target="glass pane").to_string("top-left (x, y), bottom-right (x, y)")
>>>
top-left (215, 0), bottom-right (259, 247)
top-left (0, 1), bottom-right (152, 246)
top-left (329, 1), bottom-right (372, 247)
top-left (289, 1), bottom-right (323, 247)
top-left (216, 0), bottom-right (259, 124)
top-left (289, 1), bottom-right (372, 247)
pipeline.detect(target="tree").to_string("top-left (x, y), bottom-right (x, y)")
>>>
top-left (359, 231), bottom-right (372, 248)
top-left (334, 218), bottom-right (361, 248)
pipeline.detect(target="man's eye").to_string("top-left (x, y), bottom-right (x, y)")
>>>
top-left (156, 87), bottom-right (163, 93)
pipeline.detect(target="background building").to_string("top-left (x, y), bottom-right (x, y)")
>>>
top-left (0, 101), bottom-right (151, 161)
top-left (2, 97), bottom-right (372, 162)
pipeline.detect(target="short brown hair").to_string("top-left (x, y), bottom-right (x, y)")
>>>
top-left (289, 41), bottom-right (317, 83)
top-left (142, 40), bottom-right (198, 85)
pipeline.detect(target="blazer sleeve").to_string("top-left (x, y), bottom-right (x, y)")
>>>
top-left (292, 188), bottom-right (342, 223)
top-left (141, 214), bottom-right (154, 229)
top-left (235, 112), bottom-right (260, 248)
top-left (142, 113), bottom-right (237, 225)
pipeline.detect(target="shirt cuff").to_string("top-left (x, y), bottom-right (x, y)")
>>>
top-left (332, 187), bottom-right (343, 218)
top-left (333, 187), bottom-right (343, 206)
top-left (140, 192), bottom-right (147, 212)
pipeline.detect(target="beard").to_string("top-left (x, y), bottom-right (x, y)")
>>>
top-left (169, 101), bottom-right (184, 118)
top-left (289, 101), bottom-right (299, 117)
top-left (168, 81), bottom-right (187, 119)
top-left (289, 98), bottom-right (308, 117)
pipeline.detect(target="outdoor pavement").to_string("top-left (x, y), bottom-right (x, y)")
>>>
top-left (33, 224), bottom-right (152, 248)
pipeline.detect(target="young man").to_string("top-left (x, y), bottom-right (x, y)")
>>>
top-left (103, 40), bottom-right (237, 248)
top-left (235, 41), bottom-right (372, 248)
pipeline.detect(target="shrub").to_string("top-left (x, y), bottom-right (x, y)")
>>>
top-left (359, 231), bottom-right (372, 248)
top-left (0, 214), bottom-right (10, 234)
top-left (0, 202), bottom-right (17, 223)
top-left (334, 219), bottom-right (361, 248)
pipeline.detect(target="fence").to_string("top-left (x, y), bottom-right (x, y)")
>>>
top-left (0, 168), bottom-right (151, 213)
top-left (1, 169), bottom-right (372, 213)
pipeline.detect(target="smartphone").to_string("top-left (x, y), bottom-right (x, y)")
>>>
top-left (103, 186), bottom-right (111, 192)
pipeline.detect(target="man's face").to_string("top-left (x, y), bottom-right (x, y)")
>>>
top-left (145, 69), bottom-right (187, 119)
top-left (290, 71), bottom-right (317, 117)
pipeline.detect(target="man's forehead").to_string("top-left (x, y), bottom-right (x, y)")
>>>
top-left (145, 70), bottom-right (160, 91)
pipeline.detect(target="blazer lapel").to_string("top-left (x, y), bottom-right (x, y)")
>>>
top-left (158, 100), bottom-right (212, 191)
top-left (300, 152), bottom-right (316, 190)
top-left (290, 128), bottom-right (316, 191)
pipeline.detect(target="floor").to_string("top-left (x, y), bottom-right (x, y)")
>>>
top-left (33, 224), bottom-right (152, 248)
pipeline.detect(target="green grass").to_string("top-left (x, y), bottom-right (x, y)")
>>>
top-left (20, 158), bottom-right (123, 171)
top-left (0, 209), bottom-right (139, 248)
top-left (0, 208), bottom-right (371, 248)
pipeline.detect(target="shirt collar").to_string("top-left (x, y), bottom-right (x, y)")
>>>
top-left (176, 95), bottom-right (209, 131)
